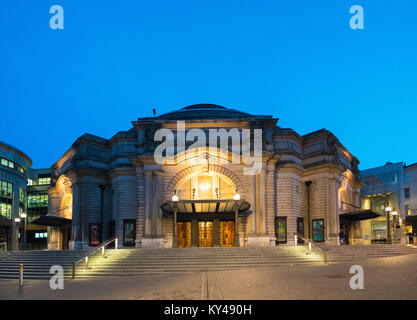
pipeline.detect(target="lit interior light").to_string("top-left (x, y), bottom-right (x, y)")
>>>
top-left (14, 217), bottom-right (21, 223)
top-left (233, 193), bottom-right (241, 201)
top-left (172, 190), bottom-right (179, 202)
top-left (199, 183), bottom-right (211, 192)
top-left (392, 211), bottom-right (398, 216)
top-left (20, 213), bottom-right (27, 219)
top-left (385, 206), bottom-right (392, 212)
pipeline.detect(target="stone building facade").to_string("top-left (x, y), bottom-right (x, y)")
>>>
top-left (48, 104), bottom-right (362, 250)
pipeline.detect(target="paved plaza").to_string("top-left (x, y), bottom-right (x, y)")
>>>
top-left (1, 253), bottom-right (417, 300)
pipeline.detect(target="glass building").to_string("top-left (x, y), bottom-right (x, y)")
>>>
top-left (360, 162), bottom-right (405, 244)
top-left (0, 141), bottom-right (51, 251)
top-left (26, 168), bottom-right (51, 250)
top-left (0, 141), bottom-right (32, 250)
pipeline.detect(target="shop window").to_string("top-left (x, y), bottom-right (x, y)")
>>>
top-left (0, 203), bottom-right (12, 219)
top-left (275, 217), bottom-right (287, 244)
top-left (35, 232), bottom-right (48, 239)
top-left (313, 219), bottom-right (325, 242)
top-left (123, 219), bottom-right (136, 246)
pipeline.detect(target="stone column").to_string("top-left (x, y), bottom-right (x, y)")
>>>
top-left (248, 174), bottom-right (257, 236)
top-left (257, 169), bottom-right (267, 236)
top-left (153, 171), bottom-right (163, 238)
top-left (135, 165), bottom-right (146, 248)
top-left (144, 171), bottom-right (153, 238)
top-left (69, 182), bottom-right (83, 250)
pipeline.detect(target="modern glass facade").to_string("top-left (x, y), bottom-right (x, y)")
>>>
top-left (27, 193), bottom-right (48, 223)
top-left (0, 141), bottom-right (33, 250)
top-left (360, 162), bottom-right (405, 244)
top-left (0, 180), bottom-right (13, 220)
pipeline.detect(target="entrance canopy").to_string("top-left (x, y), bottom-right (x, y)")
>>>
top-left (339, 209), bottom-right (380, 222)
top-left (161, 199), bottom-right (250, 216)
top-left (406, 215), bottom-right (417, 223)
top-left (31, 215), bottom-right (72, 227)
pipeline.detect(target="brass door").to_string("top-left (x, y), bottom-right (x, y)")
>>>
top-left (198, 221), bottom-right (214, 247)
top-left (220, 220), bottom-right (235, 247)
top-left (177, 222), bottom-right (192, 248)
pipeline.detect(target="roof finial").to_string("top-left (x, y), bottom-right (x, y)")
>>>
top-left (152, 108), bottom-right (156, 117)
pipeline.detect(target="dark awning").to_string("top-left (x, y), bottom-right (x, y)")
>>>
top-left (161, 199), bottom-right (251, 216)
top-left (340, 209), bottom-right (380, 222)
top-left (405, 215), bottom-right (417, 223)
top-left (31, 215), bottom-right (72, 227)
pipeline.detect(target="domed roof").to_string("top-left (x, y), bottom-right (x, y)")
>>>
top-left (156, 104), bottom-right (252, 120)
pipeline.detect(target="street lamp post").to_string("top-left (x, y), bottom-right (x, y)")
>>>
top-left (385, 206), bottom-right (392, 244)
top-left (14, 217), bottom-right (21, 251)
top-left (233, 191), bottom-right (240, 247)
top-left (172, 191), bottom-right (179, 248)
top-left (392, 210), bottom-right (398, 244)
top-left (20, 213), bottom-right (27, 251)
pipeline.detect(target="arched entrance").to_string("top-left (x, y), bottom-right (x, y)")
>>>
top-left (161, 170), bottom-right (250, 248)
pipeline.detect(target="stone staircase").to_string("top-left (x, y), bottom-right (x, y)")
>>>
top-left (0, 246), bottom-right (323, 279)
top-left (1, 245), bottom-right (416, 279)
top-left (72, 246), bottom-right (323, 278)
top-left (0, 250), bottom-right (88, 280)
top-left (324, 244), bottom-right (417, 262)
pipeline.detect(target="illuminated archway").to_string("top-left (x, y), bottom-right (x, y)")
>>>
top-left (175, 172), bottom-right (236, 200)
top-left (166, 164), bottom-right (243, 199)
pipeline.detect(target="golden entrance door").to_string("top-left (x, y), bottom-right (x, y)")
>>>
top-left (177, 222), bottom-right (191, 248)
top-left (220, 220), bottom-right (235, 247)
top-left (198, 221), bottom-right (214, 247)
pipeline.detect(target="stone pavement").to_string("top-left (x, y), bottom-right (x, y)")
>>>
top-left (1, 253), bottom-right (417, 300)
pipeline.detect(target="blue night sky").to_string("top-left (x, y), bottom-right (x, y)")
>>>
top-left (1, 0), bottom-right (416, 169)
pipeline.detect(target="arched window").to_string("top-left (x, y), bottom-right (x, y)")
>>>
top-left (176, 173), bottom-right (235, 200)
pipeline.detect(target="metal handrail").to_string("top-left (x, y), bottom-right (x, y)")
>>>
top-left (0, 242), bottom-right (6, 252)
top-left (293, 233), bottom-right (329, 264)
top-left (72, 236), bottom-right (118, 279)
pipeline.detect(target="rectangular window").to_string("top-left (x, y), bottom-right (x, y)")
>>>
top-left (27, 193), bottom-right (48, 222)
top-left (0, 203), bottom-right (12, 219)
top-left (28, 194), bottom-right (48, 208)
top-left (313, 219), bottom-right (325, 242)
top-left (0, 180), bottom-right (13, 199)
top-left (275, 217), bottom-right (287, 244)
top-left (19, 187), bottom-right (25, 203)
top-left (123, 219), bottom-right (136, 246)
top-left (405, 188), bottom-right (410, 199)
top-left (38, 177), bottom-right (51, 185)
top-left (1, 159), bottom-right (7, 166)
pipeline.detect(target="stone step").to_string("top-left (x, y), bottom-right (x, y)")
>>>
top-left (1, 245), bottom-right (415, 279)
